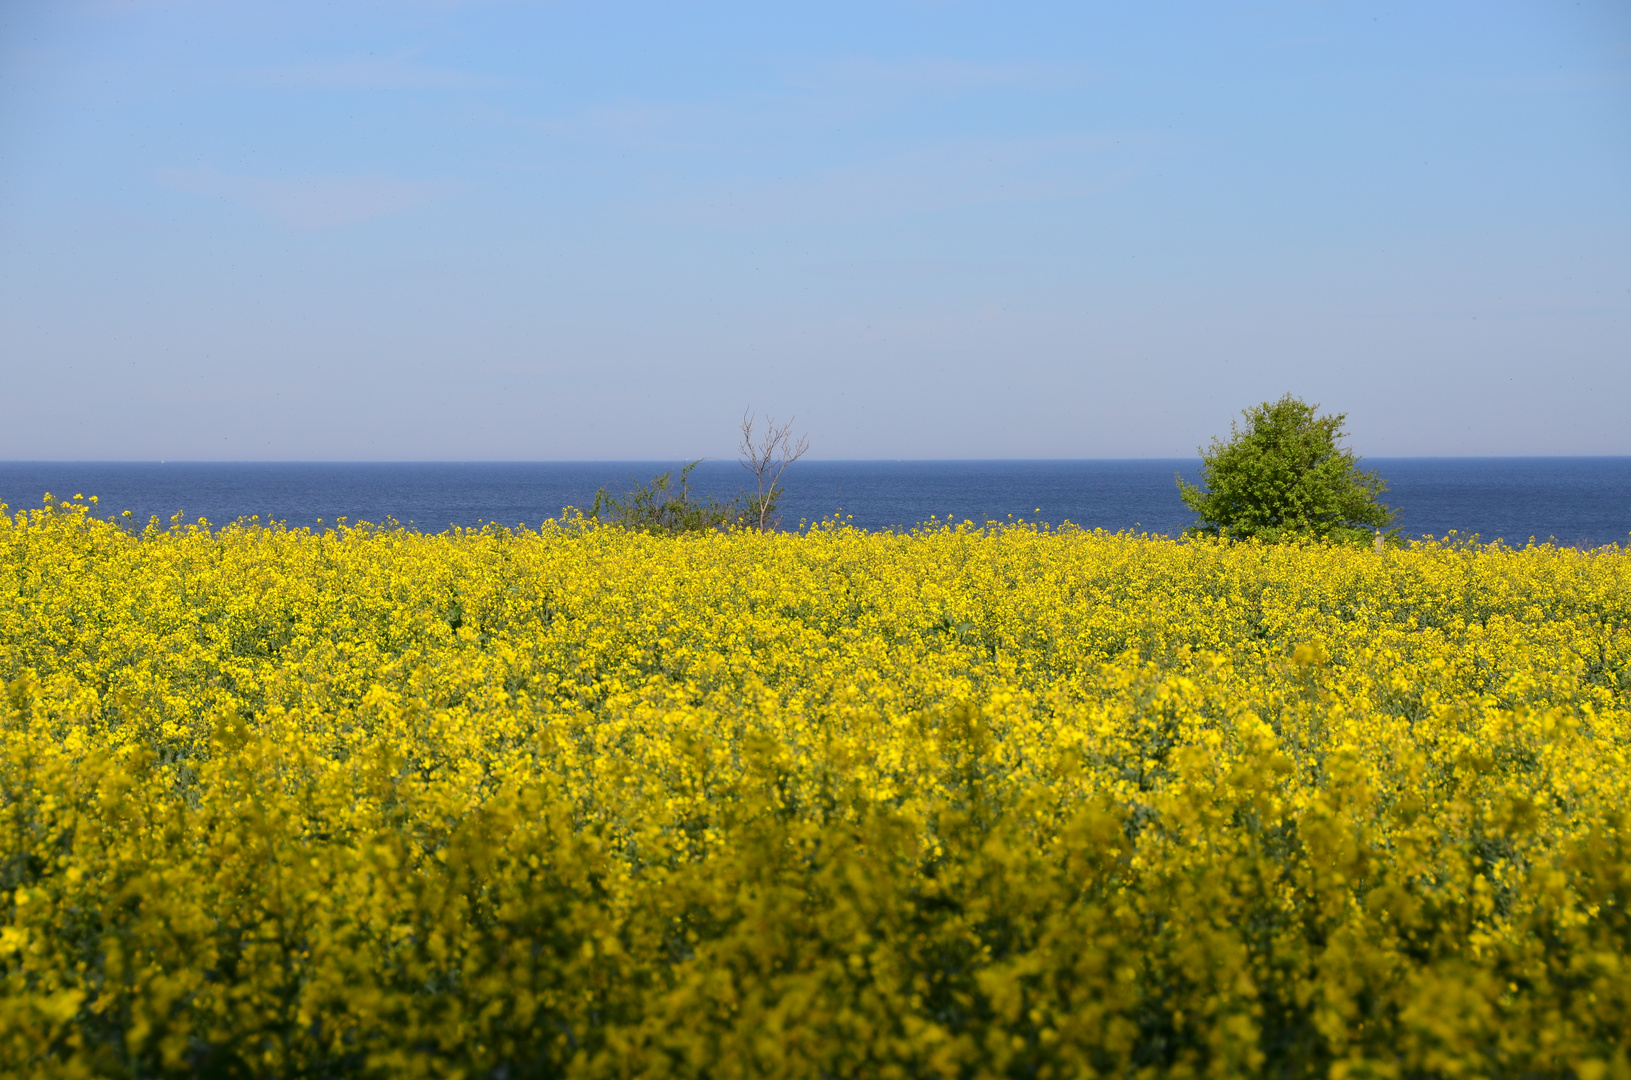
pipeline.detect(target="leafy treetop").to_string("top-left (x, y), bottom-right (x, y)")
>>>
top-left (1177, 393), bottom-right (1398, 544)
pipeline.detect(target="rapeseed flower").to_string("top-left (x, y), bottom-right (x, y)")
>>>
top-left (1, 497), bottom-right (1627, 1077)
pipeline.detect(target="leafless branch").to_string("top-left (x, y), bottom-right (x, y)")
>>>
top-left (739, 410), bottom-right (810, 532)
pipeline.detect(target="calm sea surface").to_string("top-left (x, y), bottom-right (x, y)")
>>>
top-left (2, 459), bottom-right (1628, 548)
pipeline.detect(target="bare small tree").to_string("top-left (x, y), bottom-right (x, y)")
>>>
top-left (739, 410), bottom-right (809, 532)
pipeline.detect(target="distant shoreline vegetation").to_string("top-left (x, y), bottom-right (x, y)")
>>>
top-left (22, 492), bottom-right (1626, 556)
top-left (3, 456), bottom-right (1628, 548)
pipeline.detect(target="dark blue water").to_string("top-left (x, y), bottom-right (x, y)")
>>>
top-left (2, 459), bottom-right (1628, 548)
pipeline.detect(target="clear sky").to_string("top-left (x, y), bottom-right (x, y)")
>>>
top-left (2, 1), bottom-right (1627, 461)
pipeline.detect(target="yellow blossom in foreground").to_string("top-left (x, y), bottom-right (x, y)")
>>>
top-left (2, 496), bottom-right (1629, 1078)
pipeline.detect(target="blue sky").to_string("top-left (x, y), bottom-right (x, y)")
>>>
top-left (2, 1), bottom-right (1627, 460)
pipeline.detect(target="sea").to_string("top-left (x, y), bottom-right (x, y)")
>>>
top-left (2, 459), bottom-right (1628, 549)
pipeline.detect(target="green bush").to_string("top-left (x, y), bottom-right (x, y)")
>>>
top-left (587, 414), bottom-right (808, 535)
top-left (588, 460), bottom-right (745, 535)
top-left (1178, 394), bottom-right (1398, 544)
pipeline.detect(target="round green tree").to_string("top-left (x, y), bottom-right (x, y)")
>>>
top-left (1177, 394), bottom-right (1398, 543)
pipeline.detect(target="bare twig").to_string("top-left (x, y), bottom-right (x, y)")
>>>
top-left (739, 411), bottom-right (809, 532)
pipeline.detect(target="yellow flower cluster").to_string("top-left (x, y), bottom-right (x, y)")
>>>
top-left (3, 495), bottom-right (1629, 1078)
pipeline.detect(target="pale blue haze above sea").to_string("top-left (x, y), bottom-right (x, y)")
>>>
top-left (2, 460), bottom-right (1628, 549)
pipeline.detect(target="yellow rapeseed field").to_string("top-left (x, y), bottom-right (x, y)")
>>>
top-left (3, 495), bottom-right (1628, 1079)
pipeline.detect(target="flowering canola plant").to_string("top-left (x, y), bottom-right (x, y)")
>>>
top-left (2, 495), bottom-right (1629, 1079)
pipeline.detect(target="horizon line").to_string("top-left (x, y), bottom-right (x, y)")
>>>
top-left (3, 454), bottom-right (1631, 467)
